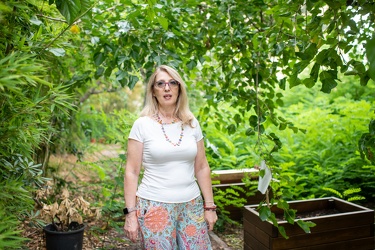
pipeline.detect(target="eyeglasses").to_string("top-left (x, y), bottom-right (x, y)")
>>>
top-left (154, 80), bottom-right (180, 89)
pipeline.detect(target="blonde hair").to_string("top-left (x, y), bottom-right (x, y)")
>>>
top-left (140, 65), bottom-right (194, 126)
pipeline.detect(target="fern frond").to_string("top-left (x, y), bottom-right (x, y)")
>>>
top-left (347, 196), bottom-right (366, 202)
top-left (322, 187), bottom-right (343, 198)
top-left (343, 188), bottom-right (362, 197)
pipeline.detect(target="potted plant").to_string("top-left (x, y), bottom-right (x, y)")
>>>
top-left (36, 184), bottom-right (100, 250)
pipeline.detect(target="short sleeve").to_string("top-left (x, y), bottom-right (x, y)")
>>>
top-left (193, 118), bottom-right (204, 142)
top-left (128, 118), bottom-right (144, 143)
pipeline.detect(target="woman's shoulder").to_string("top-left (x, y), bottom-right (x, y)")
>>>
top-left (187, 116), bottom-right (201, 128)
top-left (133, 116), bottom-right (154, 126)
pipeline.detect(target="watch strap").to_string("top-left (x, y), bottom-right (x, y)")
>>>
top-left (123, 207), bottom-right (137, 215)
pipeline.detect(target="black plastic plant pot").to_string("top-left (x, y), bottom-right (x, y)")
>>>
top-left (43, 224), bottom-right (85, 250)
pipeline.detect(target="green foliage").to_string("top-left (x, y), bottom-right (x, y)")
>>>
top-left (1, 154), bottom-right (49, 187)
top-left (358, 119), bottom-right (375, 164)
top-left (257, 200), bottom-right (316, 239)
top-left (0, 178), bottom-right (33, 248)
top-left (0, 207), bottom-right (27, 249)
top-left (52, 0), bottom-right (91, 25)
top-left (322, 187), bottom-right (365, 202)
top-left (74, 104), bottom-right (137, 145)
top-left (272, 83), bottom-right (375, 202)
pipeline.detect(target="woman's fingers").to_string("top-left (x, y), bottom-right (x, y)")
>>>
top-left (124, 228), bottom-right (138, 242)
top-left (124, 216), bottom-right (139, 243)
top-left (204, 211), bottom-right (218, 231)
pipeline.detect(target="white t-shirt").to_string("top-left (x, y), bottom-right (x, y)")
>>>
top-left (128, 116), bottom-right (203, 203)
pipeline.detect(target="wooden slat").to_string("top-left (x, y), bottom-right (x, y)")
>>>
top-left (290, 237), bottom-right (375, 250)
top-left (211, 169), bottom-right (258, 184)
top-left (244, 205), bottom-right (278, 237)
top-left (244, 230), bottom-right (268, 250)
top-left (279, 210), bottom-right (374, 236)
top-left (272, 225), bottom-right (372, 250)
top-left (243, 216), bottom-right (271, 248)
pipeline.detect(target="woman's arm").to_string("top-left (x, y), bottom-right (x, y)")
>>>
top-left (194, 139), bottom-right (217, 231)
top-left (123, 139), bottom-right (143, 242)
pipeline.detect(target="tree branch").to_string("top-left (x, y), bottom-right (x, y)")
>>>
top-left (36, 14), bottom-right (67, 23)
top-left (79, 87), bottom-right (119, 103)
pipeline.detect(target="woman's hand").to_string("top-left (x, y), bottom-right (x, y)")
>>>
top-left (204, 210), bottom-right (218, 231)
top-left (124, 213), bottom-right (139, 242)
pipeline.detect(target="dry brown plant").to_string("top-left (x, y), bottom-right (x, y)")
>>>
top-left (36, 182), bottom-right (101, 231)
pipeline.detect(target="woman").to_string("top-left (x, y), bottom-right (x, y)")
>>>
top-left (123, 65), bottom-right (217, 249)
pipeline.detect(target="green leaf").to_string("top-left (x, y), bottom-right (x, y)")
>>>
top-left (245, 128), bottom-right (255, 136)
top-left (278, 226), bottom-right (289, 239)
top-left (277, 199), bottom-right (289, 210)
top-left (348, 19), bottom-right (359, 33)
top-left (316, 49), bottom-right (329, 65)
top-left (30, 16), bottom-right (42, 26)
top-left (54, 0), bottom-right (91, 24)
top-left (366, 35), bottom-right (375, 81)
top-left (319, 70), bottom-right (337, 93)
top-left (310, 63), bottom-right (320, 81)
top-left (284, 209), bottom-right (296, 224)
top-left (302, 78), bottom-right (315, 88)
top-left (258, 206), bottom-right (271, 221)
top-left (279, 78), bottom-right (286, 90)
top-left (296, 43), bottom-right (317, 60)
top-left (157, 16), bottom-right (169, 30)
top-left (119, 154), bottom-right (126, 161)
top-left (55, 0), bottom-right (81, 24)
top-left (279, 123), bottom-right (287, 130)
top-left (129, 75), bottom-right (139, 89)
top-left (47, 48), bottom-right (65, 57)
top-left (249, 115), bottom-right (258, 127)
top-left (227, 124), bottom-right (236, 134)
top-left (296, 220), bottom-right (316, 234)
top-left (93, 52), bottom-right (105, 66)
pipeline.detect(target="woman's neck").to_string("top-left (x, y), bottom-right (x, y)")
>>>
top-left (158, 108), bottom-right (175, 119)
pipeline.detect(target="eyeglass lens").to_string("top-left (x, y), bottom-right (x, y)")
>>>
top-left (155, 80), bottom-right (179, 88)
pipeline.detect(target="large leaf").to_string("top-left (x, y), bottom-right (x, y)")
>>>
top-left (54, 0), bottom-right (91, 24)
top-left (319, 70), bottom-right (337, 93)
top-left (296, 220), bottom-right (316, 234)
top-left (366, 35), bottom-right (375, 82)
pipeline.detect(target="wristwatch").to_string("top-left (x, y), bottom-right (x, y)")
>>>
top-left (123, 207), bottom-right (137, 215)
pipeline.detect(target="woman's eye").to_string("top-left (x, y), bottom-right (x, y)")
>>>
top-left (156, 81), bottom-right (165, 87)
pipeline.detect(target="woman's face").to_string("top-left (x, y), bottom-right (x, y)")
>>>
top-left (153, 71), bottom-right (180, 108)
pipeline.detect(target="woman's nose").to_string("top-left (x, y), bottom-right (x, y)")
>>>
top-left (164, 83), bottom-right (171, 90)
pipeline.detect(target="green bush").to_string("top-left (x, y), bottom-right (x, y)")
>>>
top-left (0, 207), bottom-right (26, 249)
top-left (272, 82), bottom-right (375, 201)
top-left (0, 50), bottom-right (73, 247)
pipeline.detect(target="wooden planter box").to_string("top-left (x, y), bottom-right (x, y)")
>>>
top-left (243, 197), bottom-right (375, 250)
top-left (211, 169), bottom-right (264, 221)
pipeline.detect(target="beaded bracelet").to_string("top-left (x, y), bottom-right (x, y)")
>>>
top-left (204, 207), bottom-right (217, 211)
top-left (204, 204), bottom-right (217, 211)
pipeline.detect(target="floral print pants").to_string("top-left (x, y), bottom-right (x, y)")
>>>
top-left (136, 196), bottom-right (212, 250)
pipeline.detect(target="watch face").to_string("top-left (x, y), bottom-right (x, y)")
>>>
top-left (123, 207), bottom-right (136, 214)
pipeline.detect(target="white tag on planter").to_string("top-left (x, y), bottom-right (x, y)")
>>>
top-left (258, 160), bottom-right (271, 194)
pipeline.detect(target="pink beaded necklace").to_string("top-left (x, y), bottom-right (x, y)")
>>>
top-left (155, 113), bottom-right (184, 146)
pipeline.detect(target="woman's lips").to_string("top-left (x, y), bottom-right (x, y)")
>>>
top-left (164, 94), bottom-right (172, 99)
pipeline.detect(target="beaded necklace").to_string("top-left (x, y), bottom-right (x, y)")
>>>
top-left (155, 113), bottom-right (184, 146)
